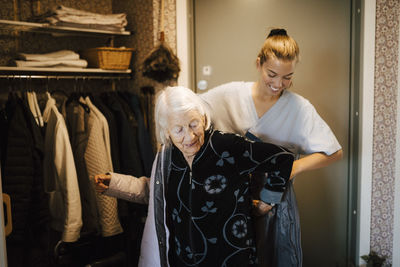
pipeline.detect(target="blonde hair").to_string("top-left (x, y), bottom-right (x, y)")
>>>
top-left (154, 86), bottom-right (211, 145)
top-left (258, 28), bottom-right (300, 65)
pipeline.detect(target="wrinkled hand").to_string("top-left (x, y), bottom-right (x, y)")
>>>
top-left (252, 200), bottom-right (273, 216)
top-left (94, 173), bottom-right (111, 193)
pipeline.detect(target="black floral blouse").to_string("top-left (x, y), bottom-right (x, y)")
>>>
top-left (165, 129), bottom-right (294, 267)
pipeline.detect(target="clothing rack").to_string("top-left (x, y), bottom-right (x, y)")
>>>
top-left (0, 67), bottom-right (133, 80)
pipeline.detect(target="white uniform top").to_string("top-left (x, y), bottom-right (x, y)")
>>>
top-left (200, 81), bottom-right (341, 156)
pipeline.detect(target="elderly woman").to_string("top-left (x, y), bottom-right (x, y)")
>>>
top-left (94, 86), bottom-right (294, 267)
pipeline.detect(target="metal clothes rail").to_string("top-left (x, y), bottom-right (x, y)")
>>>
top-left (0, 67), bottom-right (133, 80)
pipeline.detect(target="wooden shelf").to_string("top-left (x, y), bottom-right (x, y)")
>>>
top-left (0, 19), bottom-right (130, 36)
top-left (0, 66), bottom-right (132, 79)
top-left (0, 20), bottom-right (133, 79)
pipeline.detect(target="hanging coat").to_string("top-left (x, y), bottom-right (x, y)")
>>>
top-left (83, 96), bottom-right (123, 237)
top-left (43, 93), bottom-right (82, 242)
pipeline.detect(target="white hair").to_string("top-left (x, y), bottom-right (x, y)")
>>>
top-left (154, 86), bottom-right (211, 145)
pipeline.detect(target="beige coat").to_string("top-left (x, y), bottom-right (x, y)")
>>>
top-left (43, 93), bottom-right (82, 242)
top-left (84, 97), bottom-right (123, 237)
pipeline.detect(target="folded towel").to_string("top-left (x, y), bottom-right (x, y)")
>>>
top-left (48, 5), bottom-right (127, 28)
top-left (14, 59), bottom-right (88, 68)
top-left (47, 20), bottom-right (125, 32)
top-left (55, 5), bottom-right (127, 21)
top-left (17, 50), bottom-right (80, 61)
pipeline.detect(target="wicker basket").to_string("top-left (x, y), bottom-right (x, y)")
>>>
top-left (81, 47), bottom-right (134, 70)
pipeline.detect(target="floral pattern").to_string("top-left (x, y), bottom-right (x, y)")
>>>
top-left (166, 129), bottom-right (294, 266)
top-left (204, 175), bottom-right (227, 194)
top-left (371, 1), bottom-right (399, 265)
top-left (232, 219), bottom-right (247, 238)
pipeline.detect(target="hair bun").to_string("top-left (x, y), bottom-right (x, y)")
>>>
top-left (268, 29), bottom-right (287, 38)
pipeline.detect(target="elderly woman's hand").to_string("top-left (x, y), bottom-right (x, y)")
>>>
top-left (94, 173), bottom-right (111, 193)
top-left (253, 200), bottom-right (273, 216)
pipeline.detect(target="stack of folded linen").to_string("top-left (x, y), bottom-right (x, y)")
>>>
top-left (14, 50), bottom-right (88, 68)
top-left (46, 5), bottom-right (127, 32)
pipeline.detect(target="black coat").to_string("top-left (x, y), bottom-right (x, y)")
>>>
top-left (120, 91), bottom-right (154, 176)
top-left (0, 95), bottom-right (49, 252)
top-left (153, 129), bottom-right (294, 267)
top-left (102, 92), bottom-right (144, 176)
top-left (91, 95), bottom-right (121, 173)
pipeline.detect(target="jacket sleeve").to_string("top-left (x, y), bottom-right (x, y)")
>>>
top-left (245, 131), bottom-right (291, 204)
top-left (230, 133), bottom-right (295, 204)
top-left (104, 172), bottom-right (150, 204)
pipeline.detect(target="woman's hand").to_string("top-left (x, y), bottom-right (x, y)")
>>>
top-left (253, 200), bottom-right (273, 216)
top-left (290, 149), bottom-right (343, 179)
top-left (94, 173), bottom-right (111, 193)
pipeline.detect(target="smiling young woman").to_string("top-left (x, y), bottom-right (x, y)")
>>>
top-left (252, 58), bottom-right (296, 117)
top-left (200, 28), bottom-right (343, 267)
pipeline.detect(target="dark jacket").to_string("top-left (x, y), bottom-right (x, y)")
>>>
top-left (120, 91), bottom-right (154, 176)
top-left (91, 95), bottom-right (121, 173)
top-left (149, 129), bottom-right (294, 267)
top-left (101, 92), bottom-right (146, 267)
top-left (102, 92), bottom-right (144, 176)
top-left (0, 95), bottom-right (48, 243)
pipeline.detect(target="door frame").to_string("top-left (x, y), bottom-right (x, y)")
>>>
top-left (176, 0), bottom-right (376, 265)
top-left (176, 0), bottom-right (194, 90)
top-left (357, 0), bottom-right (375, 265)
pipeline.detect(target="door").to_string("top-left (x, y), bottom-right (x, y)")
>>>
top-left (193, 0), bottom-right (351, 266)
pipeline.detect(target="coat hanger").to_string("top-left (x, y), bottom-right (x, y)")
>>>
top-left (79, 77), bottom-right (89, 97)
top-left (49, 77), bottom-right (70, 98)
top-left (28, 76), bottom-right (32, 92)
top-left (46, 76), bottom-right (50, 92)
top-left (14, 76), bottom-right (23, 99)
top-left (7, 75), bottom-right (14, 94)
top-left (65, 77), bottom-right (90, 113)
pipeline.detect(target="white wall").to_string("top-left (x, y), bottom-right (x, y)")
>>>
top-left (176, 0), bottom-right (191, 88)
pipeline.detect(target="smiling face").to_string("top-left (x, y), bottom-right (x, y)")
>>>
top-left (257, 57), bottom-right (296, 97)
top-left (168, 109), bottom-right (206, 163)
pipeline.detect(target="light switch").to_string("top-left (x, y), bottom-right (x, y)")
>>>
top-left (202, 65), bottom-right (212, 76)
